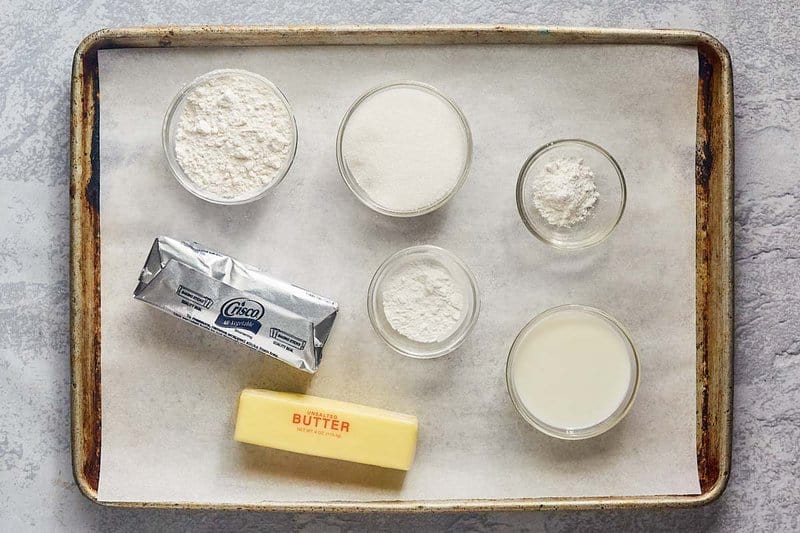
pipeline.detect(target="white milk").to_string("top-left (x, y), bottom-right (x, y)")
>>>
top-left (509, 308), bottom-right (635, 432)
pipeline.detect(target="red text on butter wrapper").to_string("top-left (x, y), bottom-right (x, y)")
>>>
top-left (292, 412), bottom-right (350, 432)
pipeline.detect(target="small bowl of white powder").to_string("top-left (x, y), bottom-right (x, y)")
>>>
top-left (163, 69), bottom-right (298, 205)
top-left (516, 139), bottom-right (626, 249)
top-left (337, 81), bottom-right (472, 217)
top-left (367, 245), bottom-right (480, 359)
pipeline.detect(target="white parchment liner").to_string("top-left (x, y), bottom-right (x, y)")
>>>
top-left (97, 44), bottom-right (700, 503)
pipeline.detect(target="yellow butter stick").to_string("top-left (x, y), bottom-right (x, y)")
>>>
top-left (234, 389), bottom-right (418, 471)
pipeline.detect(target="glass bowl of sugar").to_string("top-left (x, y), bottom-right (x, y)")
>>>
top-left (367, 245), bottom-right (480, 359)
top-left (516, 139), bottom-right (626, 249)
top-left (336, 81), bottom-right (473, 217)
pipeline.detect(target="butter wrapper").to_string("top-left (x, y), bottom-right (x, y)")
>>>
top-left (134, 236), bottom-right (338, 373)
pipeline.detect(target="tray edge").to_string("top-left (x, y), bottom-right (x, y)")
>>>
top-left (69, 24), bottom-right (734, 511)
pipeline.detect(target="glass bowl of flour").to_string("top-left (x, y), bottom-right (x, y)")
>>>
top-left (163, 69), bottom-right (298, 205)
top-left (337, 81), bottom-right (472, 217)
top-left (367, 245), bottom-right (480, 359)
top-left (516, 139), bottom-right (626, 249)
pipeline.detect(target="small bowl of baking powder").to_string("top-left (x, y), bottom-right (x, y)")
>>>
top-left (516, 139), bottom-right (626, 249)
top-left (337, 81), bottom-right (472, 217)
top-left (367, 245), bottom-right (480, 359)
top-left (163, 69), bottom-right (298, 205)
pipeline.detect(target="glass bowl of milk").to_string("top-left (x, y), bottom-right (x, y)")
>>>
top-left (506, 305), bottom-right (639, 440)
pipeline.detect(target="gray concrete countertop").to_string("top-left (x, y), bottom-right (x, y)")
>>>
top-left (1, 1), bottom-right (797, 531)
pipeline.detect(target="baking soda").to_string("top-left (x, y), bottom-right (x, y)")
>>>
top-left (530, 158), bottom-right (599, 227)
top-left (381, 260), bottom-right (464, 343)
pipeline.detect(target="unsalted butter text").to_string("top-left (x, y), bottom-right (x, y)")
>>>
top-left (292, 411), bottom-right (350, 432)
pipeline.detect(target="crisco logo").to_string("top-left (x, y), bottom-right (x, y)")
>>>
top-left (215, 298), bottom-right (265, 334)
top-left (221, 298), bottom-right (265, 320)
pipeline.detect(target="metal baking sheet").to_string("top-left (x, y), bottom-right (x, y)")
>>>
top-left (70, 25), bottom-right (733, 511)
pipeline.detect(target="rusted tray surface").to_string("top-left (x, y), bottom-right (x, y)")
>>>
top-left (70, 25), bottom-right (733, 511)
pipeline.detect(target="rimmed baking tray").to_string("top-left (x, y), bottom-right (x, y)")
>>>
top-left (70, 25), bottom-right (733, 511)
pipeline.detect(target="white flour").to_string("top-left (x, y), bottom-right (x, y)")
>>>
top-left (531, 158), bottom-right (599, 227)
top-left (341, 86), bottom-right (468, 213)
top-left (381, 260), bottom-right (464, 343)
top-left (175, 71), bottom-right (294, 200)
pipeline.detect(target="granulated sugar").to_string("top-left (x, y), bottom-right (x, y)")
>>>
top-left (531, 158), bottom-right (599, 227)
top-left (340, 85), bottom-right (469, 214)
top-left (175, 70), bottom-right (295, 200)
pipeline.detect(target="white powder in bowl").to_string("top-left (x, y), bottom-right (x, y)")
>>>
top-left (340, 85), bottom-right (470, 214)
top-left (174, 71), bottom-right (295, 200)
top-left (530, 157), bottom-right (599, 227)
top-left (381, 260), bottom-right (464, 343)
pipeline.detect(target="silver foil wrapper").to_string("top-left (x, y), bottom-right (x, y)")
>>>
top-left (134, 236), bottom-right (338, 373)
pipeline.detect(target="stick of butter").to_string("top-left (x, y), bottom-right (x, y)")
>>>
top-left (234, 389), bottom-right (418, 471)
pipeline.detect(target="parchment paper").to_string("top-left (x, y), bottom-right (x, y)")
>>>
top-left (97, 44), bottom-right (701, 503)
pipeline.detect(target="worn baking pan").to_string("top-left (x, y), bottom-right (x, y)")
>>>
top-left (70, 25), bottom-right (733, 511)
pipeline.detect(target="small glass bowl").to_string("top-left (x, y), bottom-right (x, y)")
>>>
top-left (162, 69), bottom-right (298, 205)
top-left (336, 81), bottom-right (473, 217)
top-left (506, 304), bottom-right (639, 440)
top-left (367, 245), bottom-right (480, 359)
top-left (516, 139), bottom-right (626, 249)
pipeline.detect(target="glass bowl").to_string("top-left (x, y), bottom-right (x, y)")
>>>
top-left (162, 69), bottom-right (298, 205)
top-left (516, 139), bottom-right (626, 249)
top-left (367, 245), bottom-right (480, 358)
top-left (506, 304), bottom-right (639, 440)
top-left (336, 81), bottom-right (473, 217)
